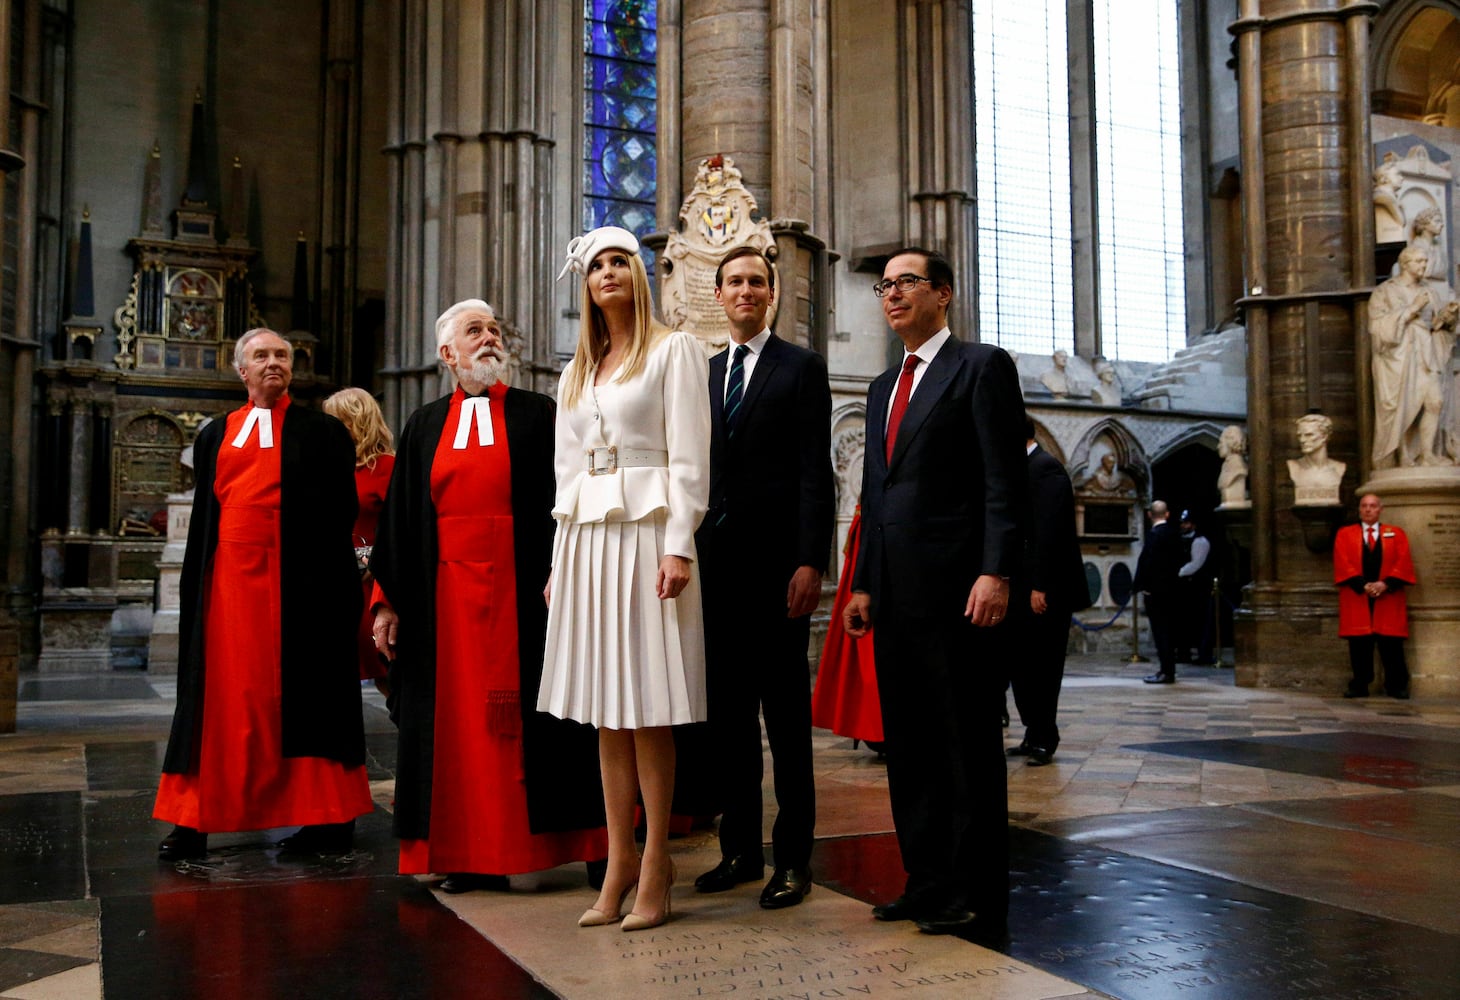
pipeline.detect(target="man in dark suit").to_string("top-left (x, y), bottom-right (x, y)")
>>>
top-left (843, 247), bottom-right (1026, 941)
top-left (1006, 417), bottom-right (1092, 766)
top-left (694, 247), bottom-right (835, 909)
top-left (1133, 499), bottom-right (1183, 684)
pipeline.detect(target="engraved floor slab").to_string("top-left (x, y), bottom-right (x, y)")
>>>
top-left (1124, 731), bottom-right (1460, 788)
top-left (437, 841), bottom-right (1092, 1000)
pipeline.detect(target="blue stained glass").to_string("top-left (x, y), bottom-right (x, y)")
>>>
top-left (584, 0), bottom-right (657, 273)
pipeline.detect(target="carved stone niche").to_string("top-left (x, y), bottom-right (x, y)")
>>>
top-left (659, 155), bottom-right (778, 352)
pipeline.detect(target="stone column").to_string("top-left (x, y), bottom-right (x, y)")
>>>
top-left (382, 0), bottom-right (562, 424)
top-left (676, 0), bottom-right (831, 350)
top-left (1230, 0), bottom-right (1382, 689)
top-left (320, 0), bottom-right (363, 383)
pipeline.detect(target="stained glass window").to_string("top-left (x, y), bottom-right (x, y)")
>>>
top-left (583, 0), bottom-right (658, 273)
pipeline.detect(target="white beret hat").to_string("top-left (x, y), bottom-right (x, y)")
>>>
top-left (557, 225), bottom-right (641, 281)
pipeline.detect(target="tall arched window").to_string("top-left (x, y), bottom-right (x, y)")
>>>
top-left (973, 0), bottom-right (1186, 363)
top-left (583, 0), bottom-right (658, 272)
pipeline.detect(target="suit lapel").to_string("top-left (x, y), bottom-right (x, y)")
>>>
top-left (738, 334), bottom-right (781, 431)
top-left (887, 338), bottom-right (960, 472)
top-left (867, 371), bottom-right (894, 473)
top-left (708, 349), bottom-right (728, 447)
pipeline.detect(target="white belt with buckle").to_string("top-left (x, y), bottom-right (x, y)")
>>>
top-left (586, 446), bottom-right (669, 476)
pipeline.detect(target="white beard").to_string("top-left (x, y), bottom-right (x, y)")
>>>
top-left (462, 350), bottom-right (510, 389)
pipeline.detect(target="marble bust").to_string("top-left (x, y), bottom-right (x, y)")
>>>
top-left (1216, 425), bottom-right (1250, 509)
top-left (1084, 452), bottom-right (1136, 497)
top-left (1040, 350), bottom-right (1071, 397)
top-left (1287, 413), bottom-right (1345, 505)
top-left (1090, 360), bottom-right (1121, 406)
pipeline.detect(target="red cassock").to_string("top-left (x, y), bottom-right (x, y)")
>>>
top-left (811, 510), bottom-right (884, 742)
top-left (1333, 522), bottom-right (1416, 638)
top-left (155, 398), bottom-right (374, 832)
top-left (353, 456), bottom-right (396, 681)
top-left (396, 385), bottom-right (607, 875)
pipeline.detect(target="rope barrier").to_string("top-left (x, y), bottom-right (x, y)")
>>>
top-left (1071, 598), bottom-right (1131, 632)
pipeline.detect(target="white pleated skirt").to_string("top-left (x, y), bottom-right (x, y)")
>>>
top-left (538, 512), bottom-right (707, 729)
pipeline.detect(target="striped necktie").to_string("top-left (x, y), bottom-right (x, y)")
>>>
top-left (724, 344), bottom-right (750, 438)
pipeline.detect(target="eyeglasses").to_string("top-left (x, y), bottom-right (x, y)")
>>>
top-left (872, 274), bottom-right (932, 298)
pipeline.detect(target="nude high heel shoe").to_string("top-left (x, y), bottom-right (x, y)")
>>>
top-left (579, 878), bottom-right (637, 927)
top-left (621, 860), bottom-right (675, 932)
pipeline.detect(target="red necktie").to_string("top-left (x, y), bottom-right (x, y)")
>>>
top-left (885, 355), bottom-right (920, 462)
top-left (1365, 526), bottom-right (1375, 550)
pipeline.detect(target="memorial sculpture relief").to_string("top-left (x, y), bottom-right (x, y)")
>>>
top-left (1368, 245), bottom-right (1458, 469)
top-left (660, 155), bottom-right (776, 351)
top-left (1082, 452), bottom-right (1137, 498)
top-left (1040, 349), bottom-right (1072, 397)
top-left (1216, 425), bottom-right (1250, 509)
top-left (1090, 360), bottom-right (1122, 406)
top-left (1287, 413), bottom-right (1346, 505)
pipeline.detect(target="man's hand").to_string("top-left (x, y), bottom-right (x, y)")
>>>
top-left (786, 565), bottom-right (822, 619)
top-left (372, 606), bottom-right (400, 661)
top-left (1364, 580), bottom-right (1388, 598)
top-left (657, 555), bottom-right (691, 600)
top-left (1030, 589), bottom-right (1048, 615)
top-left (964, 574), bottom-right (1009, 627)
top-left (843, 592), bottom-right (872, 638)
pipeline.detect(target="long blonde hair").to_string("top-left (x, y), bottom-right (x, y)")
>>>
top-left (560, 250), bottom-right (668, 409)
top-left (323, 387), bottom-right (395, 469)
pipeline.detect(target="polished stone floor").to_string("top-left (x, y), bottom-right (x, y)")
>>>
top-left (2, 654), bottom-right (1457, 999)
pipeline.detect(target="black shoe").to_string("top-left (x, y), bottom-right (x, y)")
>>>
top-left (1388, 689), bottom-right (1410, 700)
top-left (1005, 742), bottom-right (1032, 757)
top-left (914, 903), bottom-right (976, 934)
top-left (276, 820), bottom-right (355, 855)
top-left (1342, 687), bottom-right (1367, 699)
top-left (872, 895), bottom-right (930, 922)
top-left (438, 872), bottom-right (510, 894)
top-left (586, 857), bottom-right (608, 891)
top-left (759, 868), bottom-right (812, 909)
top-left (954, 916), bottom-right (1011, 948)
top-left (158, 826), bottom-right (207, 860)
top-left (1025, 745), bottom-right (1054, 767)
top-left (1143, 672), bottom-right (1175, 684)
top-left (694, 853), bottom-right (765, 893)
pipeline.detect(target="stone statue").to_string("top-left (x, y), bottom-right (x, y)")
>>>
top-left (1040, 349), bottom-right (1071, 397)
top-left (1287, 413), bottom-right (1345, 505)
top-left (1216, 425), bottom-right (1250, 509)
top-left (1368, 245), bottom-right (1458, 468)
top-left (1083, 452), bottom-right (1136, 497)
top-left (1373, 157), bottom-right (1407, 245)
top-left (1091, 360), bottom-right (1122, 406)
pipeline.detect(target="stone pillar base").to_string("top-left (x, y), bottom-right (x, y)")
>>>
top-left (36, 606), bottom-right (115, 673)
top-left (1234, 583), bottom-right (1350, 692)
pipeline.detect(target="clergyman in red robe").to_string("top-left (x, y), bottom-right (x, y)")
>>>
top-left (370, 300), bottom-right (607, 894)
top-left (155, 328), bottom-right (373, 860)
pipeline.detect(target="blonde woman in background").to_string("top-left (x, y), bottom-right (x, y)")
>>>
top-left (324, 387), bottom-right (396, 697)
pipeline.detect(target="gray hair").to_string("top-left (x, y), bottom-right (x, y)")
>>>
top-left (435, 299), bottom-right (495, 350)
top-left (234, 327), bottom-right (284, 369)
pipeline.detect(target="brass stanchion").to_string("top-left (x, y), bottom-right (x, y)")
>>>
top-left (1129, 592), bottom-right (1149, 664)
top-left (1211, 577), bottom-right (1226, 667)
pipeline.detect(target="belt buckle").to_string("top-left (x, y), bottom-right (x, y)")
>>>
top-left (588, 446), bottom-right (618, 476)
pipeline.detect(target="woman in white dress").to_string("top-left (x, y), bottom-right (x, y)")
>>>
top-left (539, 225), bottom-right (710, 931)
